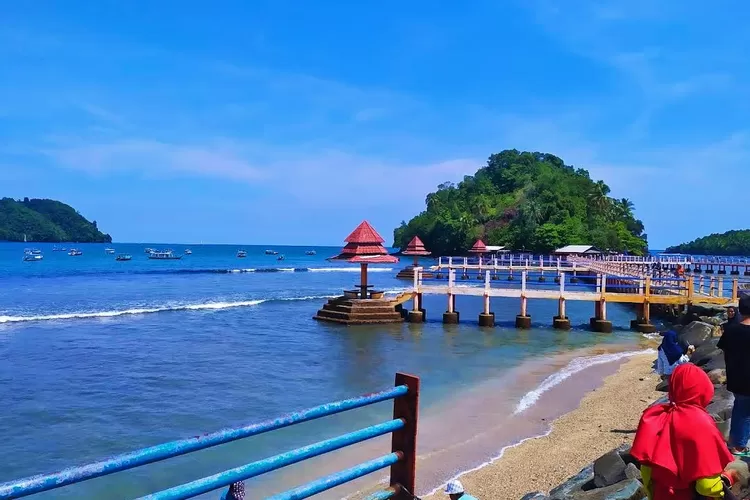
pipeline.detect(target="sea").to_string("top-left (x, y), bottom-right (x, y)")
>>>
top-left (0, 242), bottom-right (655, 499)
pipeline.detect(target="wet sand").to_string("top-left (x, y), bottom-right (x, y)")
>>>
top-left (423, 353), bottom-right (659, 499)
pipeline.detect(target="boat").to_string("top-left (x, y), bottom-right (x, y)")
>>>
top-left (265, 249), bottom-right (278, 255)
top-left (237, 250), bottom-right (248, 258)
top-left (116, 254), bottom-right (132, 261)
top-left (23, 250), bottom-right (43, 262)
top-left (25, 248), bottom-right (42, 255)
top-left (105, 248), bottom-right (115, 254)
top-left (148, 250), bottom-right (182, 260)
top-left (305, 250), bottom-right (317, 256)
top-left (184, 249), bottom-right (193, 255)
top-left (145, 248), bottom-right (155, 254)
top-left (68, 249), bottom-right (83, 256)
top-left (277, 254), bottom-right (285, 261)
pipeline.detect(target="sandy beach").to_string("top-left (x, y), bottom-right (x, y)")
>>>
top-left (423, 353), bottom-right (659, 499)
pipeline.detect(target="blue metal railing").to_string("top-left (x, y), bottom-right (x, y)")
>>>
top-left (0, 374), bottom-right (420, 500)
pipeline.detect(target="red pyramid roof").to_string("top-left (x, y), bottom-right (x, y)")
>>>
top-left (469, 239), bottom-right (488, 253)
top-left (345, 221), bottom-right (385, 244)
top-left (402, 236), bottom-right (431, 256)
top-left (330, 221), bottom-right (399, 263)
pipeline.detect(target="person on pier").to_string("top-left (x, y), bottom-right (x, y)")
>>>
top-left (444, 480), bottom-right (478, 500)
top-left (632, 364), bottom-right (747, 499)
top-left (721, 306), bottom-right (739, 333)
top-left (655, 329), bottom-right (694, 378)
top-left (718, 294), bottom-right (750, 457)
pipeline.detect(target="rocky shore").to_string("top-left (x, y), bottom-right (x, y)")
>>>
top-left (522, 304), bottom-right (749, 500)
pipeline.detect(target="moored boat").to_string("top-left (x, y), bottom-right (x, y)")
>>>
top-left (105, 248), bottom-right (115, 254)
top-left (184, 249), bottom-right (193, 255)
top-left (148, 250), bottom-right (182, 260)
top-left (237, 250), bottom-right (248, 258)
top-left (116, 254), bottom-right (132, 261)
top-left (264, 249), bottom-right (278, 255)
top-left (68, 249), bottom-right (83, 256)
top-left (23, 250), bottom-right (43, 262)
top-left (305, 250), bottom-right (317, 255)
top-left (277, 254), bottom-right (285, 261)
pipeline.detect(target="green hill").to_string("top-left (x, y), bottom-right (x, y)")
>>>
top-left (0, 198), bottom-right (112, 243)
top-left (393, 149), bottom-right (647, 255)
top-left (665, 230), bottom-right (750, 256)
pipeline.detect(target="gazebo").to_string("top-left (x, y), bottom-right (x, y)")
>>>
top-left (395, 236), bottom-right (433, 280)
top-left (469, 239), bottom-right (488, 255)
top-left (329, 220), bottom-right (399, 299)
top-left (314, 221), bottom-right (406, 325)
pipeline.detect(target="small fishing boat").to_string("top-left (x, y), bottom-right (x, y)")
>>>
top-left (145, 248), bottom-right (155, 254)
top-left (265, 249), bottom-right (278, 255)
top-left (305, 250), bottom-right (317, 256)
top-left (23, 250), bottom-right (43, 262)
top-left (237, 250), bottom-right (248, 258)
top-left (105, 248), bottom-right (115, 254)
top-left (277, 254), bottom-right (285, 261)
top-left (68, 249), bottom-right (83, 256)
top-left (25, 248), bottom-right (42, 255)
top-left (148, 250), bottom-right (182, 260)
top-left (184, 249), bottom-right (193, 255)
top-left (116, 254), bottom-right (132, 261)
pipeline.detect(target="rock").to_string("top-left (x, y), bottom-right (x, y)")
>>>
top-left (678, 321), bottom-right (714, 348)
top-left (521, 494), bottom-right (551, 500)
top-left (708, 369), bottom-right (727, 385)
top-left (707, 386), bottom-right (735, 422)
top-left (552, 479), bottom-right (646, 500)
top-left (690, 304), bottom-right (729, 318)
top-left (594, 450), bottom-right (628, 488)
top-left (655, 379), bottom-right (669, 392)
top-left (700, 315), bottom-right (725, 326)
top-left (703, 356), bottom-right (726, 372)
top-left (690, 338), bottom-right (721, 366)
top-left (624, 463), bottom-right (641, 481)
top-left (549, 464), bottom-right (594, 499)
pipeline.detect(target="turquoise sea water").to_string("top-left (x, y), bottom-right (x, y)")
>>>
top-left (0, 242), bottom-right (648, 498)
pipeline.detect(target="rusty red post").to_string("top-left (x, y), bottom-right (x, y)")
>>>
top-left (360, 263), bottom-right (368, 299)
top-left (390, 372), bottom-right (419, 498)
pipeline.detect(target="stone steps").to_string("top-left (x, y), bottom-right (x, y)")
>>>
top-left (314, 296), bottom-right (404, 325)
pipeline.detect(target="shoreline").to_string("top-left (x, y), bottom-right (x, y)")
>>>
top-left (422, 352), bottom-right (659, 499)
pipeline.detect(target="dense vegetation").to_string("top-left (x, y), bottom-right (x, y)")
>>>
top-left (394, 150), bottom-right (647, 255)
top-left (665, 230), bottom-right (750, 256)
top-left (0, 198), bottom-right (112, 243)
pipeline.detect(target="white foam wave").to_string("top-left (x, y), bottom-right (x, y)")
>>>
top-left (0, 294), bottom-right (339, 324)
top-left (513, 349), bottom-right (655, 414)
top-left (308, 267), bottom-right (394, 272)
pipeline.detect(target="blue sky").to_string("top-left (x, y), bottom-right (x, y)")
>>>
top-left (1, 1), bottom-right (748, 247)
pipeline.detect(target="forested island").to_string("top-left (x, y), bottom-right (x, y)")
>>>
top-left (665, 230), bottom-right (750, 256)
top-left (394, 149), bottom-right (647, 255)
top-left (0, 198), bottom-right (112, 243)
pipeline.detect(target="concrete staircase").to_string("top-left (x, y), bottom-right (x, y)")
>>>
top-left (395, 265), bottom-right (435, 280)
top-left (313, 297), bottom-right (405, 325)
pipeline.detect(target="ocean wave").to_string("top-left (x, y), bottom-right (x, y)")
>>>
top-left (0, 289), bottom-right (407, 325)
top-left (513, 349), bottom-right (655, 414)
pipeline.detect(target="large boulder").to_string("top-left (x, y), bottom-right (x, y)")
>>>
top-left (550, 479), bottom-right (646, 500)
top-left (593, 450), bottom-right (628, 488)
top-left (690, 304), bottom-right (729, 318)
top-left (521, 494), bottom-right (551, 500)
top-left (655, 379), bottom-right (669, 392)
top-left (678, 321), bottom-right (714, 348)
top-left (699, 316), bottom-right (724, 326)
top-left (691, 338), bottom-right (721, 366)
top-left (707, 386), bottom-right (735, 422)
top-left (703, 356), bottom-right (726, 372)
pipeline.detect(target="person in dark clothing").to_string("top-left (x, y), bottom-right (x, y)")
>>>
top-left (718, 294), bottom-right (750, 457)
top-left (723, 306), bottom-right (739, 330)
top-left (656, 330), bottom-right (693, 378)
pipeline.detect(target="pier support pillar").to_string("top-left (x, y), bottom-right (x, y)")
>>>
top-left (516, 295), bottom-right (531, 328)
top-left (515, 315), bottom-right (531, 329)
top-left (443, 294), bottom-right (459, 323)
top-left (538, 275), bottom-right (546, 282)
top-left (408, 310), bottom-right (424, 323)
top-left (553, 316), bottom-right (571, 330)
top-left (591, 301), bottom-right (612, 333)
top-left (479, 313), bottom-right (495, 327)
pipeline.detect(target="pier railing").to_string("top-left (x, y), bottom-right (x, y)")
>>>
top-left (0, 373), bottom-right (420, 500)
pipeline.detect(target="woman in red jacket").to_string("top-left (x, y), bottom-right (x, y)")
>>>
top-left (631, 363), bottom-right (745, 499)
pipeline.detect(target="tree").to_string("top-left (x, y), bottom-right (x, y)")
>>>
top-left (393, 149), bottom-right (647, 255)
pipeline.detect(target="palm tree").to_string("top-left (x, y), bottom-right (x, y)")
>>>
top-left (616, 198), bottom-right (635, 218)
top-left (587, 181), bottom-right (611, 215)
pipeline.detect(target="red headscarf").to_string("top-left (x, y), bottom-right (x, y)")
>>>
top-left (631, 363), bottom-right (733, 498)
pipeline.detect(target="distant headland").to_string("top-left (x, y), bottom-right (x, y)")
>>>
top-left (0, 197), bottom-right (112, 243)
top-left (393, 149), bottom-right (648, 256)
top-left (666, 229), bottom-right (750, 256)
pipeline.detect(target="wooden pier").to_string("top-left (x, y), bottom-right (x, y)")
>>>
top-left (403, 266), bottom-right (743, 333)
